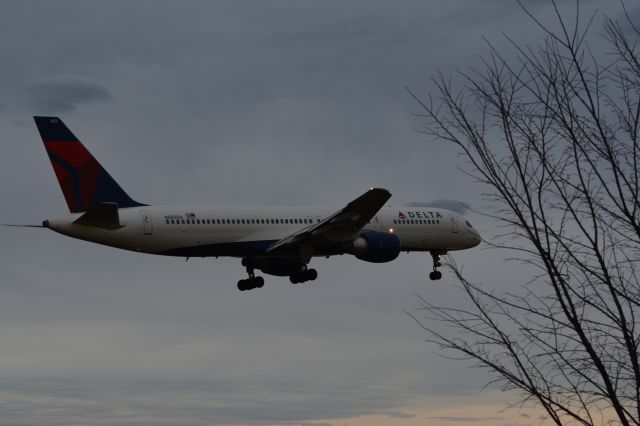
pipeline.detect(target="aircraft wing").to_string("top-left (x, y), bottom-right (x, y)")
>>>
top-left (266, 188), bottom-right (391, 254)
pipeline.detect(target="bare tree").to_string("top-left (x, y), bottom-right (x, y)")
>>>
top-left (407, 2), bottom-right (640, 425)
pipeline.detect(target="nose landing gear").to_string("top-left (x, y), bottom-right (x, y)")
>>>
top-left (429, 251), bottom-right (444, 281)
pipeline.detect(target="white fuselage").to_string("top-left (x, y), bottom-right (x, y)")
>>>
top-left (46, 205), bottom-right (481, 258)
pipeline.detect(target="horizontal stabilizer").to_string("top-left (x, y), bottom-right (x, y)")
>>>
top-left (73, 202), bottom-right (122, 230)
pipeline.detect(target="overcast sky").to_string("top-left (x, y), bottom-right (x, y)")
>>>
top-left (0, 1), bottom-right (630, 425)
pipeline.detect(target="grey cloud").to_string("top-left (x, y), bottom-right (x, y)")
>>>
top-left (428, 416), bottom-right (507, 422)
top-left (0, 379), bottom-right (416, 426)
top-left (617, 3), bottom-right (640, 36)
top-left (22, 75), bottom-right (111, 114)
top-left (386, 411), bottom-right (418, 419)
top-left (296, 423), bottom-right (335, 426)
top-left (406, 199), bottom-right (471, 215)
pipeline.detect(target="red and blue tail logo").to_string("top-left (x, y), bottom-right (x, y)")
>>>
top-left (34, 116), bottom-right (145, 213)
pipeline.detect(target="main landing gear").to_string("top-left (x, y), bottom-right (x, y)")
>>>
top-left (237, 276), bottom-right (264, 291)
top-left (290, 268), bottom-right (318, 284)
top-left (429, 251), bottom-right (443, 281)
top-left (238, 263), bottom-right (264, 291)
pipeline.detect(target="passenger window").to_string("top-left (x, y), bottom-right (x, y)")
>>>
top-left (165, 220), bottom-right (169, 224)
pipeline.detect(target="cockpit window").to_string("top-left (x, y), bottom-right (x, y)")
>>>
top-left (465, 220), bottom-right (472, 227)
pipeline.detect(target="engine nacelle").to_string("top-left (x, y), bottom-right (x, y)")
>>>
top-left (349, 231), bottom-right (401, 263)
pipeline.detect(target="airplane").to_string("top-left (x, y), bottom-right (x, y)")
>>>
top-left (4, 116), bottom-right (481, 291)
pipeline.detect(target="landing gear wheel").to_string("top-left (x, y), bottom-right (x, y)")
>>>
top-left (237, 279), bottom-right (247, 291)
top-left (307, 269), bottom-right (318, 281)
top-left (237, 276), bottom-right (265, 291)
top-left (429, 271), bottom-right (442, 281)
top-left (289, 268), bottom-right (318, 285)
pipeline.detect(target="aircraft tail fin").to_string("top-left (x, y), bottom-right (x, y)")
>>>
top-left (33, 116), bottom-right (145, 213)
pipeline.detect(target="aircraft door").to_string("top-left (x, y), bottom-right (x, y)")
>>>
top-left (450, 215), bottom-right (459, 233)
top-left (308, 215), bottom-right (322, 225)
top-left (140, 211), bottom-right (153, 235)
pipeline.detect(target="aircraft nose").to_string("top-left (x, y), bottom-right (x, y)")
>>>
top-left (467, 228), bottom-right (481, 248)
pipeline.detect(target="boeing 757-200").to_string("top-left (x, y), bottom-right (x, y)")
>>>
top-left (6, 117), bottom-right (481, 291)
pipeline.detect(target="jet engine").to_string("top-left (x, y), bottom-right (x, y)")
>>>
top-left (348, 231), bottom-right (401, 263)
